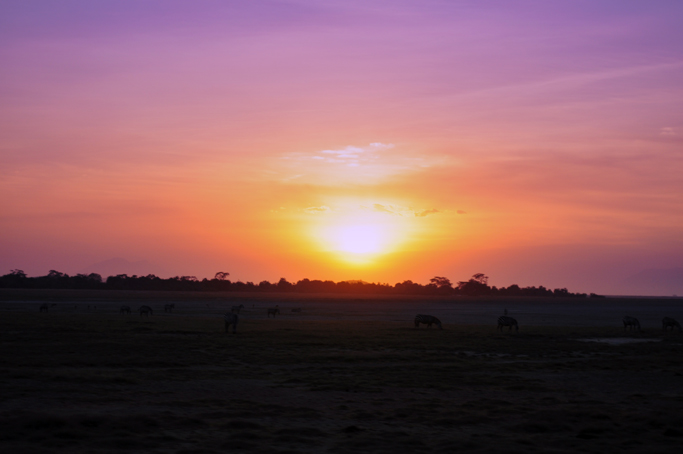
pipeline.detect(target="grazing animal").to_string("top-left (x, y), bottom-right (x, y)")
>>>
top-left (231, 304), bottom-right (245, 313)
top-left (139, 305), bottom-right (153, 317)
top-left (39, 303), bottom-right (49, 313)
top-left (120, 305), bottom-right (131, 315)
top-left (497, 316), bottom-right (519, 332)
top-left (662, 317), bottom-right (681, 332)
top-left (164, 304), bottom-right (175, 313)
top-left (267, 306), bottom-right (280, 318)
top-left (224, 313), bottom-right (239, 334)
top-left (291, 308), bottom-right (302, 313)
top-left (623, 316), bottom-right (640, 331)
top-left (414, 314), bottom-right (442, 329)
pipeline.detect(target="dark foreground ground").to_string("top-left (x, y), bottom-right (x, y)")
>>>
top-left (1, 291), bottom-right (683, 453)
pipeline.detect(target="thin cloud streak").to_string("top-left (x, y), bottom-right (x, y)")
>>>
top-left (275, 143), bottom-right (442, 185)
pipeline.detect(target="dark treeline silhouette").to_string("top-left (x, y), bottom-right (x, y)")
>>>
top-left (0, 269), bottom-right (596, 297)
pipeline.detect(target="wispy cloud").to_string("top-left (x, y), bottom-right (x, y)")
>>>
top-left (444, 61), bottom-right (683, 103)
top-left (298, 202), bottom-right (442, 218)
top-left (415, 208), bottom-right (440, 217)
top-left (277, 143), bottom-right (443, 185)
top-left (304, 205), bottom-right (331, 214)
top-left (314, 143), bottom-right (394, 167)
top-left (307, 143), bottom-right (393, 170)
top-left (370, 204), bottom-right (440, 217)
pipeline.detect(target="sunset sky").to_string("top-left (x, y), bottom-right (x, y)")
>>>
top-left (2, 1), bottom-right (682, 294)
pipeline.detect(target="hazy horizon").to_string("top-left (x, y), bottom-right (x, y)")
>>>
top-left (2, 1), bottom-right (682, 296)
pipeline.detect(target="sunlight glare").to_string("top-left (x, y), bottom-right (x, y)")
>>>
top-left (309, 204), bottom-right (417, 266)
top-left (334, 224), bottom-right (383, 254)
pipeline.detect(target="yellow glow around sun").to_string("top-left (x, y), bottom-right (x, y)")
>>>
top-left (309, 204), bottom-right (415, 266)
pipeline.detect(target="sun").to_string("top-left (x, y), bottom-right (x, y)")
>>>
top-left (333, 224), bottom-right (384, 254)
top-left (312, 214), bottom-right (409, 265)
top-left (304, 199), bottom-right (421, 266)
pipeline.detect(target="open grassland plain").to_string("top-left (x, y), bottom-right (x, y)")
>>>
top-left (2, 291), bottom-right (683, 453)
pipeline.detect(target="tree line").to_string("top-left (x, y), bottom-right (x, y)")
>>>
top-left (0, 269), bottom-right (599, 297)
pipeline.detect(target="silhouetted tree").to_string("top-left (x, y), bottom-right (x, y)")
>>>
top-left (430, 276), bottom-right (452, 289)
top-left (259, 280), bottom-right (274, 291)
top-left (394, 280), bottom-right (425, 294)
top-left (471, 273), bottom-right (488, 285)
top-left (457, 273), bottom-right (491, 296)
top-left (505, 284), bottom-right (521, 296)
top-left (277, 277), bottom-right (293, 291)
top-left (0, 269), bottom-right (28, 288)
top-left (553, 288), bottom-right (569, 297)
top-left (10, 269), bottom-right (26, 278)
top-left (429, 276), bottom-right (453, 294)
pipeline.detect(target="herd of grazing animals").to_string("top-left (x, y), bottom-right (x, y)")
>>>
top-left (35, 302), bottom-right (681, 335)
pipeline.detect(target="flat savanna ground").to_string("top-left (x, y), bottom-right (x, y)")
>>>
top-left (1, 290), bottom-right (683, 453)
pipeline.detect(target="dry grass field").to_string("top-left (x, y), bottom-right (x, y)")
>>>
top-left (1, 290), bottom-right (683, 453)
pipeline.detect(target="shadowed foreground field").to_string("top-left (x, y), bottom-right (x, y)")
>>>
top-left (2, 294), bottom-right (683, 453)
